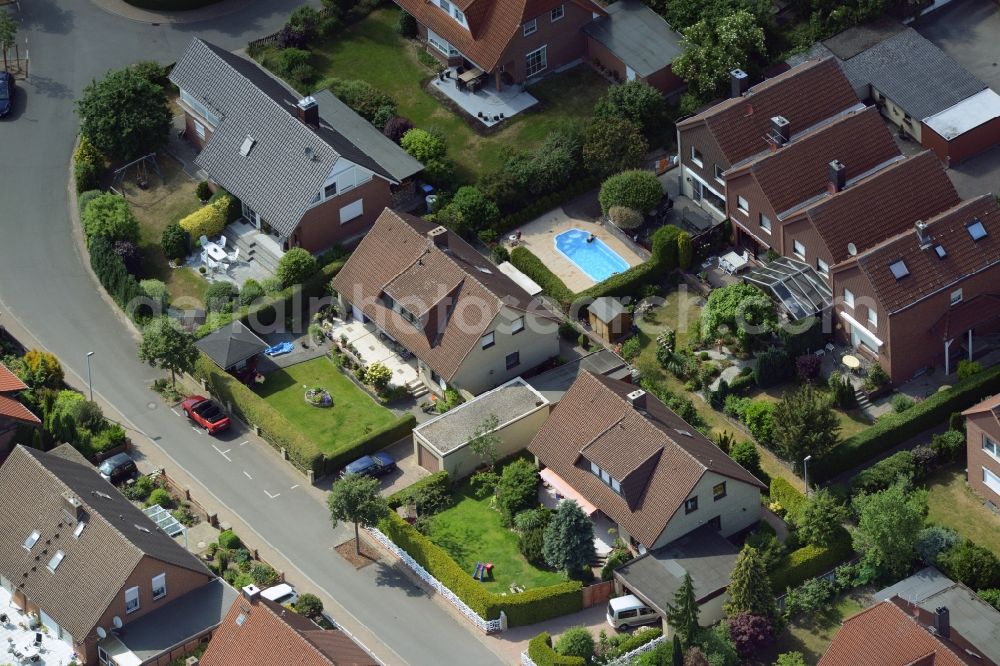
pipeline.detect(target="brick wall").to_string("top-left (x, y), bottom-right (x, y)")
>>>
top-left (292, 178), bottom-right (394, 253)
top-left (499, 2), bottom-right (591, 83)
top-left (966, 411), bottom-right (1000, 505)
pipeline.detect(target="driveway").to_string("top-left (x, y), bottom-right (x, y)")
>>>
top-left (0, 1), bottom-right (502, 664)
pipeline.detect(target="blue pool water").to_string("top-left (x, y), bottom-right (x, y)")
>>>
top-left (554, 229), bottom-right (630, 282)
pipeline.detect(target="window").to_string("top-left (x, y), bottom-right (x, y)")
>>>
top-left (690, 146), bottom-right (703, 167)
top-left (713, 482), bottom-right (727, 500)
top-left (152, 573), bottom-right (166, 601)
top-left (707, 515), bottom-right (722, 530)
top-left (817, 258), bottom-right (829, 276)
top-left (427, 29), bottom-right (459, 57)
top-left (193, 120), bottom-right (206, 140)
top-left (935, 244), bottom-right (947, 259)
top-left (950, 288), bottom-right (963, 306)
top-left (984, 434), bottom-right (999, 459)
top-left (125, 586), bottom-right (140, 614)
top-left (324, 182), bottom-right (337, 199)
top-left (23, 530), bottom-right (40, 551)
top-left (843, 288), bottom-right (855, 308)
top-left (525, 45), bottom-right (547, 77)
top-left (511, 316), bottom-right (525, 334)
top-left (47, 550), bottom-right (65, 573)
top-left (590, 461), bottom-right (600, 475)
top-left (551, 4), bottom-right (565, 21)
top-left (339, 199), bottom-right (363, 225)
top-left (684, 497), bottom-right (698, 514)
top-left (619, 609), bottom-right (639, 619)
top-left (867, 307), bottom-right (877, 328)
top-left (889, 259), bottom-right (910, 280)
top-left (714, 164), bottom-right (725, 183)
top-left (454, 8), bottom-right (465, 22)
top-left (737, 196), bottom-right (749, 215)
top-left (73, 521), bottom-right (87, 539)
top-left (760, 214), bottom-right (772, 234)
top-left (611, 478), bottom-right (621, 492)
top-left (438, 0), bottom-right (451, 12)
top-left (968, 219), bottom-right (988, 241)
top-left (505, 351), bottom-right (520, 370)
top-left (481, 332), bottom-right (495, 349)
top-left (984, 467), bottom-right (1000, 496)
top-left (793, 240), bottom-right (806, 259)
top-left (523, 18), bottom-right (537, 36)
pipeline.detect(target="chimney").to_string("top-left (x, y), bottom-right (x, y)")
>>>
top-left (730, 69), bottom-right (749, 98)
top-left (934, 606), bottom-right (950, 639)
top-left (828, 160), bottom-right (847, 194)
top-left (296, 96), bottom-right (319, 127)
top-left (915, 220), bottom-right (932, 249)
top-left (242, 584), bottom-right (260, 602)
top-left (427, 226), bottom-right (449, 250)
top-left (61, 492), bottom-right (85, 525)
top-left (626, 389), bottom-right (647, 412)
top-left (770, 115), bottom-right (790, 146)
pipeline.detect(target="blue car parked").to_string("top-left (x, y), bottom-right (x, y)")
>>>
top-left (0, 72), bottom-right (14, 118)
top-left (342, 451), bottom-right (397, 478)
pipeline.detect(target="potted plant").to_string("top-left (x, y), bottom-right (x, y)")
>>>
top-left (862, 363), bottom-right (891, 399)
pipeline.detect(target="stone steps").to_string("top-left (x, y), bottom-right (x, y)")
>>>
top-left (854, 388), bottom-right (873, 410)
top-left (224, 227), bottom-right (282, 275)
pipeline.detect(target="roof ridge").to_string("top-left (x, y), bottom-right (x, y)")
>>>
top-left (262, 599), bottom-right (334, 665)
top-left (889, 597), bottom-right (975, 665)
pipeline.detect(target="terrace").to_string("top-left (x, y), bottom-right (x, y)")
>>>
top-left (429, 67), bottom-right (538, 127)
top-left (0, 588), bottom-right (77, 666)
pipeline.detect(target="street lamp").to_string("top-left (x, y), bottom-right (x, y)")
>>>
top-left (86, 352), bottom-right (95, 401)
top-left (803, 455), bottom-right (813, 497)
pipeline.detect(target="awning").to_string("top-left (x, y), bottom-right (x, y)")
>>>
top-left (744, 256), bottom-right (832, 320)
top-left (839, 311), bottom-right (884, 348)
top-left (539, 467), bottom-right (598, 516)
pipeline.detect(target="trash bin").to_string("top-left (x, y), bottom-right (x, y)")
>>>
top-left (425, 194), bottom-right (438, 211)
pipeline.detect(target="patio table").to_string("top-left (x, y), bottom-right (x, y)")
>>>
top-left (459, 67), bottom-right (484, 83)
top-left (203, 241), bottom-right (226, 263)
top-left (720, 250), bottom-right (748, 274)
top-left (842, 354), bottom-right (861, 372)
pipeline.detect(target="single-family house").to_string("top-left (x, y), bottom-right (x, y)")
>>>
top-left (200, 584), bottom-right (377, 666)
top-left (963, 394), bottom-right (1000, 507)
top-left (169, 38), bottom-right (424, 261)
top-left (0, 445), bottom-right (235, 665)
top-left (0, 362), bottom-right (39, 462)
top-left (821, 567), bottom-right (1000, 666)
top-left (527, 371), bottom-right (765, 626)
top-left (675, 58), bottom-right (863, 222)
top-left (332, 208), bottom-right (560, 397)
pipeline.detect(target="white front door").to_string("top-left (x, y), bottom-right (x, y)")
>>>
top-left (352, 305), bottom-right (364, 323)
top-left (241, 201), bottom-right (261, 230)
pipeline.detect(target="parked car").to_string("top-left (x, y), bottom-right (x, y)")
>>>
top-left (606, 594), bottom-right (660, 630)
top-left (260, 583), bottom-right (299, 606)
top-left (181, 396), bottom-right (231, 434)
top-left (0, 72), bottom-right (14, 118)
top-left (99, 452), bottom-right (138, 485)
top-left (341, 452), bottom-right (396, 478)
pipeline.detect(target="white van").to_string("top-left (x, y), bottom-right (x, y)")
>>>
top-left (606, 594), bottom-right (660, 630)
top-left (260, 583), bottom-right (299, 606)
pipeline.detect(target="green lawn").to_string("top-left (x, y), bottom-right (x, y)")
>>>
top-left (426, 476), bottom-right (568, 593)
top-left (268, 8), bottom-right (608, 181)
top-left (762, 592), bottom-right (867, 665)
top-left (926, 463), bottom-right (1000, 556)
top-left (255, 356), bottom-right (396, 456)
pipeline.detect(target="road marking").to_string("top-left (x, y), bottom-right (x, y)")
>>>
top-left (212, 445), bottom-right (232, 462)
top-left (191, 426), bottom-right (202, 435)
top-left (239, 440), bottom-right (249, 447)
top-left (289, 484), bottom-right (299, 490)
top-left (243, 470), bottom-right (253, 480)
top-left (170, 408), bottom-right (180, 417)
top-left (264, 490), bottom-right (280, 499)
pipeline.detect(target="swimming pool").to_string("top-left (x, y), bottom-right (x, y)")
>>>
top-left (554, 229), bottom-right (631, 282)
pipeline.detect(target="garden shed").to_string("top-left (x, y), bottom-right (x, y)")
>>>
top-left (588, 297), bottom-right (632, 343)
top-left (195, 321), bottom-right (267, 373)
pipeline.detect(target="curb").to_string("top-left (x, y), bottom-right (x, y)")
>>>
top-left (88, 0), bottom-right (252, 25)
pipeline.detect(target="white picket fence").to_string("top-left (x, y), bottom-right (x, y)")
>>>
top-left (520, 634), bottom-right (668, 666)
top-left (366, 527), bottom-right (504, 633)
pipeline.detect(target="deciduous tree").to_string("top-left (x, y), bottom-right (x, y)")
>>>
top-left (76, 67), bottom-right (172, 162)
top-left (137, 317), bottom-right (198, 386)
top-left (327, 473), bottom-right (389, 555)
top-left (852, 481), bottom-right (927, 578)
top-left (673, 11), bottom-right (766, 100)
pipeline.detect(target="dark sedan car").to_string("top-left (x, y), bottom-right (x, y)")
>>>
top-left (181, 395), bottom-right (231, 435)
top-left (342, 451), bottom-right (396, 478)
top-left (0, 72), bottom-right (14, 118)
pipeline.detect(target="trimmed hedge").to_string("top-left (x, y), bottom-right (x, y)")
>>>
top-left (528, 633), bottom-right (587, 666)
top-left (388, 470), bottom-right (450, 509)
top-left (771, 532), bottom-right (854, 593)
top-left (379, 512), bottom-right (583, 626)
top-left (180, 196), bottom-right (230, 240)
top-left (769, 477), bottom-right (806, 519)
top-left (510, 247), bottom-right (575, 309)
top-left (322, 413), bottom-right (416, 476)
top-left (494, 177), bottom-right (599, 235)
top-left (814, 364), bottom-right (1000, 482)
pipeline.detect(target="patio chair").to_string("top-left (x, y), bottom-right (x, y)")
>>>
top-left (199, 235), bottom-right (210, 247)
top-left (33, 634), bottom-right (41, 647)
top-left (218, 236), bottom-right (227, 250)
top-left (227, 247), bottom-right (240, 263)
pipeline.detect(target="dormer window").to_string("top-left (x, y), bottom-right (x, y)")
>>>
top-left (23, 530), bottom-right (40, 550)
top-left (588, 461), bottom-right (622, 494)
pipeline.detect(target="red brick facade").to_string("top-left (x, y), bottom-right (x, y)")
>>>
top-left (497, 2), bottom-right (592, 82)
top-left (964, 398), bottom-right (1000, 507)
top-left (289, 176), bottom-right (395, 253)
top-left (921, 115), bottom-right (1000, 167)
top-left (585, 38), bottom-right (684, 97)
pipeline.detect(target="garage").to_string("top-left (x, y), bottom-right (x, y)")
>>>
top-left (921, 89), bottom-right (1000, 166)
top-left (417, 443), bottom-right (440, 472)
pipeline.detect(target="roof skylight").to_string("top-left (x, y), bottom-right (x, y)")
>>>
top-left (23, 530), bottom-right (40, 550)
top-left (47, 550), bottom-right (65, 572)
top-left (73, 522), bottom-right (87, 539)
top-left (889, 260), bottom-right (910, 280)
top-left (934, 245), bottom-right (947, 259)
top-left (968, 219), bottom-right (988, 241)
top-left (240, 135), bottom-right (257, 157)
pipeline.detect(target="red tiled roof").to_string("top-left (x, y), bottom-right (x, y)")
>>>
top-left (820, 599), bottom-right (970, 666)
top-left (962, 393), bottom-right (1000, 417)
top-left (0, 362), bottom-right (27, 393)
top-left (677, 58), bottom-right (861, 164)
top-left (0, 394), bottom-right (40, 424)
top-left (202, 593), bottom-right (376, 666)
top-left (805, 151), bottom-right (960, 264)
top-left (930, 294), bottom-right (1000, 340)
top-left (394, 0), bottom-right (604, 73)
top-left (527, 372), bottom-right (765, 548)
top-left (731, 106), bottom-right (901, 216)
top-left (855, 195), bottom-right (1000, 314)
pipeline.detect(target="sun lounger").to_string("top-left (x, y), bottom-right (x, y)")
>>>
top-left (264, 342), bottom-right (294, 356)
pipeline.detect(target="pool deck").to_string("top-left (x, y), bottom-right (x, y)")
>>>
top-left (513, 207), bottom-right (645, 293)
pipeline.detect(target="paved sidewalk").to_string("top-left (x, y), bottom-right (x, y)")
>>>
top-left (89, 0), bottom-right (254, 24)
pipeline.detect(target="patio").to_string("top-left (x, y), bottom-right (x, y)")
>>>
top-left (0, 588), bottom-right (77, 666)
top-left (179, 234), bottom-right (272, 290)
top-left (327, 317), bottom-right (421, 392)
top-left (430, 68), bottom-right (538, 127)
top-left (539, 474), bottom-right (619, 559)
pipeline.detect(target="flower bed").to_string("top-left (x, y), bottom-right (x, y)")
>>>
top-left (304, 386), bottom-right (332, 408)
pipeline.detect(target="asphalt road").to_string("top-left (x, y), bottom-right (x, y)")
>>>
top-left (0, 1), bottom-right (503, 664)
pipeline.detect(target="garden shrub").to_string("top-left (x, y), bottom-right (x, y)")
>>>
top-left (205, 281), bottom-right (238, 312)
top-left (828, 372), bottom-right (857, 409)
top-left (583, 115), bottom-right (647, 178)
top-left (383, 116), bottom-right (415, 144)
top-left (324, 78), bottom-right (396, 123)
top-left (514, 508), bottom-right (552, 532)
top-left (979, 589), bottom-right (1000, 611)
top-left (528, 633), bottom-right (587, 666)
top-left (195, 180), bottom-right (212, 201)
top-left (555, 627), bottom-right (595, 661)
top-left (82, 194), bottom-right (140, 246)
top-left (891, 394), bottom-right (916, 413)
top-left (91, 424), bottom-right (126, 454)
top-left (620, 336), bottom-right (641, 362)
top-left (601, 546), bottom-right (634, 581)
top-left (78, 189), bottom-right (104, 215)
top-left (114, 240), bottom-right (142, 276)
top-left (74, 136), bottom-right (104, 193)
top-left (372, 104), bottom-right (395, 131)
top-left (598, 170), bottom-right (662, 215)
top-left (139, 279), bottom-right (168, 312)
top-left (957, 359), bottom-right (982, 380)
top-left (146, 488), bottom-right (173, 509)
top-left (850, 450), bottom-right (915, 494)
top-left (89, 236), bottom-right (145, 315)
top-left (730, 440), bottom-right (763, 479)
top-left (938, 540), bottom-right (1000, 590)
top-left (276, 247), bottom-right (318, 287)
top-left (742, 400), bottom-right (775, 445)
top-left (401, 128), bottom-right (447, 163)
top-left (931, 429), bottom-right (965, 463)
top-left (863, 363), bottom-right (891, 391)
top-left (607, 206), bottom-right (643, 229)
top-left (814, 365), bottom-right (1000, 482)
top-left (218, 529), bottom-right (242, 550)
top-left (364, 362), bottom-right (393, 390)
top-left (601, 628), bottom-right (662, 660)
top-left (796, 354), bottom-right (821, 381)
top-left (702, 283), bottom-right (776, 347)
top-left (448, 186), bottom-right (499, 231)
top-left (510, 247), bottom-right (575, 308)
top-left (677, 231), bottom-right (693, 269)
top-left (915, 526), bottom-right (961, 565)
top-left (753, 347), bottom-right (792, 388)
top-left (497, 458), bottom-right (539, 525)
top-left (770, 535), bottom-right (854, 593)
top-left (769, 477), bottom-right (806, 518)
top-left (519, 527), bottom-right (547, 565)
top-left (179, 197), bottom-right (230, 240)
top-left (161, 221), bottom-right (190, 262)
top-left (208, 187), bottom-right (241, 223)
top-left (239, 279), bottom-right (264, 307)
top-left (249, 562), bottom-right (279, 587)
top-left (490, 245), bottom-right (510, 264)
top-left (593, 80), bottom-right (667, 141)
top-left (396, 9), bottom-right (418, 37)
top-left (387, 471), bottom-right (451, 509)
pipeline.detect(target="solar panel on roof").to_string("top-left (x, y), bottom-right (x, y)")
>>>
top-left (889, 260), bottom-right (909, 280)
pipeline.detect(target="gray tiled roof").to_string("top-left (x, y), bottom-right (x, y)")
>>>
top-left (195, 321), bottom-right (268, 369)
top-left (840, 28), bottom-right (986, 121)
top-left (582, 0), bottom-right (683, 78)
top-left (168, 39), bottom-right (421, 238)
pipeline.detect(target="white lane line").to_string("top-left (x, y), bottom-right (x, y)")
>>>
top-left (289, 484), bottom-right (299, 490)
top-left (243, 470), bottom-right (253, 480)
top-left (264, 490), bottom-right (280, 499)
top-left (212, 445), bottom-right (232, 462)
top-left (170, 408), bottom-right (180, 417)
top-left (191, 426), bottom-right (202, 434)
top-left (239, 440), bottom-right (249, 447)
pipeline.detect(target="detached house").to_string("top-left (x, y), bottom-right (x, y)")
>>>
top-left (0, 445), bottom-right (235, 665)
top-left (963, 394), bottom-right (1000, 506)
top-left (169, 38), bottom-right (423, 259)
top-left (332, 209), bottom-right (560, 397)
top-left (528, 372), bottom-right (765, 627)
top-left (0, 362), bottom-right (39, 461)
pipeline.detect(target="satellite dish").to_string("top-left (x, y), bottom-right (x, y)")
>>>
top-left (847, 242), bottom-right (857, 256)
top-left (112, 616), bottom-right (123, 629)
top-left (96, 627), bottom-right (107, 639)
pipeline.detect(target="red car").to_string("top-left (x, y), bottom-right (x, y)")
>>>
top-left (182, 396), bottom-right (231, 434)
